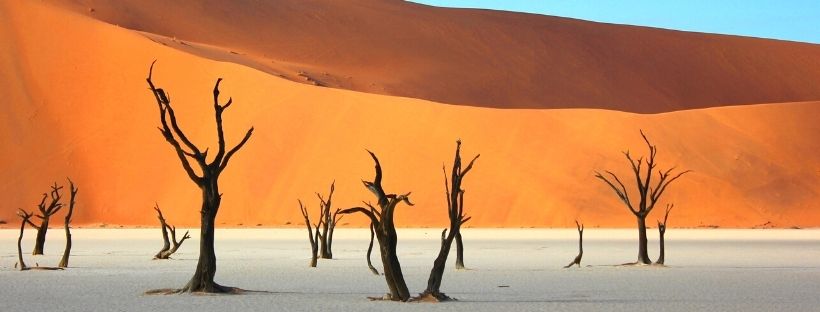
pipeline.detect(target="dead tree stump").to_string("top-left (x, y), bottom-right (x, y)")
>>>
top-left (298, 200), bottom-right (321, 267)
top-left (153, 204), bottom-right (191, 260)
top-left (58, 179), bottom-right (78, 268)
top-left (17, 209), bottom-right (34, 270)
top-left (655, 204), bottom-right (673, 265)
top-left (564, 220), bottom-right (584, 268)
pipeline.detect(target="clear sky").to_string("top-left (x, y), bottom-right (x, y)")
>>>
top-left (411, 0), bottom-right (820, 44)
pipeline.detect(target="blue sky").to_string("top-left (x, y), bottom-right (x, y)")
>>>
top-left (411, 0), bottom-right (820, 44)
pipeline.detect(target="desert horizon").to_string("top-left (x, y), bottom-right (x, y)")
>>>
top-left (2, 0), bottom-right (818, 229)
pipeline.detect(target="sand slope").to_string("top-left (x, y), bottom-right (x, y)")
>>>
top-left (50, 0), bottom-right (820, 113)
top-left (1, 1), bottom-right (818, 228)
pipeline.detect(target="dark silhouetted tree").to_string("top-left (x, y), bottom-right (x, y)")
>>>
top-left (146, 61), bottom-right (253, 293)
top-left (339, 151), bottom-right (413, 301)
top-left (153, 204), bottom-right (191, 260)
top-left (564, 220), bottom-right (584, 268)
top-left (595, 130), bottom-right (689, 264)
top-left (27, 183), bottom-right (64, 255)
top-left (58, 179), bottom-right (78, 268)
top-left (655, 204), bottom-right (673, 265)
top-left (418, 140), bottom-right (479, 302)
top-left (316, 181), bottom-right (342, 259)
top-left (16, 209), bottom-right (33, 270)
top-left (298, 199), bottom-right (321, 267)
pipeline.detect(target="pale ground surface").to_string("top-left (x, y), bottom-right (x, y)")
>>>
top-left (1, 228), bottom-right (819, 311)
top-left (3, 0), bottom-right (820, 229)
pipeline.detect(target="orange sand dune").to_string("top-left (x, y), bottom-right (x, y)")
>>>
top-left (1, 1), bottom-right (818, 229)
top-left (50, 0), bottom-right (820, 113)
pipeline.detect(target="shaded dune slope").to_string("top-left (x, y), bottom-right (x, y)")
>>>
top-left (52, 0), bottom-right (820, 113)
top-left (1, 1), bottom-right (818, 228)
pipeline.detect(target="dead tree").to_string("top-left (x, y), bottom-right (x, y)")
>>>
top-left (17, 209), bottom-right (33, 270)
top-left (147, 61), bottom-right (253, 293)
top-left (655, 204), bottom-right (673, 265)
top-left (418, 140), bottom-right (479, 302)
top-left (316, 181), bottom-right (336, 259)
top-left (153, 204), bottom-right (191, 260)
top-left (339, 151), bottom-right (414, 301)
top-left (595, 130), bottom-right (690, 264)
top-left (564, 220), bottom-right (584, 268)
top-left (58, 179), bottom-right (78, 268)
top-left (27, 183), bottom-right (64, 255)
top-left (298, 199), bottom-right (321, 267)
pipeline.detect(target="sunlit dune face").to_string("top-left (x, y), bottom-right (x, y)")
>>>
top-left (47, 0), bottom-right (820, 113)
top-left (0, 1), bottom-right (818, 228)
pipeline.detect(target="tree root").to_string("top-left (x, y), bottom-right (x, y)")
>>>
top-left (145, 284), bottom-right (248, 295)
top-left (411, 291), bottom-right (456, 302)
top-left (367, 293), bottom-right (405, 302)
top-left (612, 262), bottom-right (667, 267)
top-left (19, 266), bottom-right (64, 271)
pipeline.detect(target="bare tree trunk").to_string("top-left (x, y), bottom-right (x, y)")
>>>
top-left (316, 181), bottom-right (335, 259)
top-left (636, 216), bottom-right (651, 264)
top-left (319, 222), bottom-right (329, 259)
top-left (328, 208), bottom-right (343, 260)
top-left (181, 181), bottom-right (227, 293)
top-left (153, 204), bottom-right (171, 259)
top-left (17, 210), bottom-right (33, 270)
top-left (564, 220), bottom-right (584, 268)
top-left (299, 199), bottom-right (320, 267)
top-left (656, 225), bottom-right (666, 264)
top-left (58, 179), bottom-right (78, 268)
top-left (421, 229), bottom-right (456, 301)
top-left (310, 223), bottom-right (320, 267)
top-left (454, 232), bottom-right (465, 270)
top-left (32, 219), bottom-right (49, 255)
top-left (382, 223), bottom-right (410, 301)
top-left (656, 204), bottom-right (672, 265)
top-left (418, 140), bottom-right (478, 302)
top-left (375, 233), bottom-right (398, 299)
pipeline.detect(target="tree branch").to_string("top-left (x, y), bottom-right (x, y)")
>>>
top-left (648, 169), bottom-right (691, 211)
top-left (147, 61), bottom-right (203, 183)
top-left (594, 171), bottom-right (637, 215)
top-left (338, 207), bottom-right (380, 226)
top-left (363, 150), bottom-right (387, 206)
top-left (218, 127), bottom-right (254, 172)
top-left (460, 154), bottom-right (481, 177)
